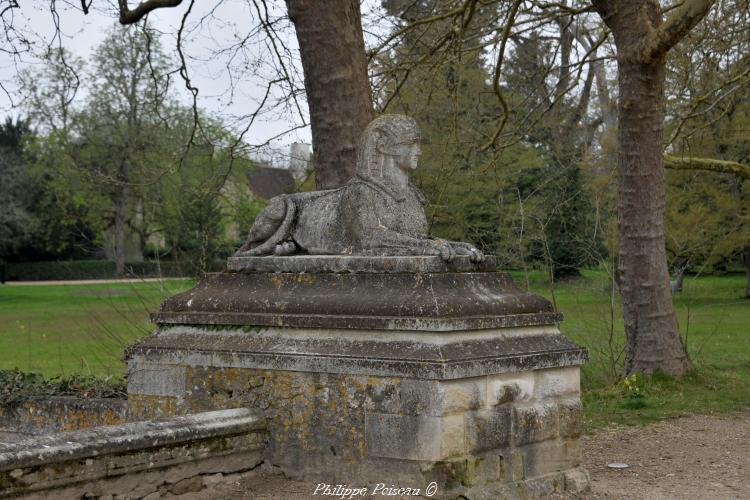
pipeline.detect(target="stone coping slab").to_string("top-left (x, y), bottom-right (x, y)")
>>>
top-left (127, 326), bottom-right (588, 380)
top-left (0, 396), bottom-right (128, 435)
top-left (227, 254), bottom-right (497, 273)
top-left (0, 408), bottom-right (264, 471)
top-left (152, 271), bottom-right (560, 332)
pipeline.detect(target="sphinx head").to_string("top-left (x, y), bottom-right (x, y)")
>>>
top-left (356, 114), bottom-right (422, 179)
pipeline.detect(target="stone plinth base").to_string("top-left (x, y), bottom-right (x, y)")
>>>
top-left (127, 326), bottom-right (588, 498)
top-left (127, 261), bottom-right (589, 497)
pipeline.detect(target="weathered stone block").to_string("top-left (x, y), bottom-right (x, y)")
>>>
top-left (365, 413), bottom-right (465, 461)
top-left (449, 451), bottom-right (525, 488)
top-left (465, 407), bottom-right (511, 453)
top-left (534, 366), bottom-right (580, 399)
top-left (521, 438), bottom-right (581, 479)
top-left (400, 378), bottom-right (485, 416)
top-left (127, 363), bottom-right (186, 397)
top-left (486, 372), bottom-right (535, 406)
top-left (512, 402), bottom-right (559, 445)
top-left (463, 454), bottom-right (510, 485)
top-left (520, 473), bottom-right (564, 497)
top-left (362, 376), bottom-right (402, 415)
top-left (509, 449), bottom-right (525, 481)
top-left (558, 398), bottom-right (583, 438)
top-left (127, 394), bottom-right (179, 420)
top-left (423, 458), bottom-right (472, 491)
top-left (0, 397), bottom-right (127, 434)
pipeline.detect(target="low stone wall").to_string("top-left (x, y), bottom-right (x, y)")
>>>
top-left (0, 397), bottom-right (128, 434)
top-left (0, 408), bottom-right (266, 499)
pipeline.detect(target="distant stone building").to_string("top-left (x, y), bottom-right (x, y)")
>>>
top-left (222, 143), bottom-right (312, 243)
top-left (246, 165), bottom-right (295, 199)
top-left (246, 142), bottom-right (312, 199)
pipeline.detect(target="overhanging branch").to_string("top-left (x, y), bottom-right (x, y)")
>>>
top-left (118, 0), bottom-right (183, 25)
top-left (664, 154), bottom-right (750, 180)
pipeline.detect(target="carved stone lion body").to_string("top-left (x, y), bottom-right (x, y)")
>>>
top-left (236, 114), bottom-right (482, 262)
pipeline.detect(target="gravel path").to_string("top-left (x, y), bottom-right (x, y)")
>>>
top-left (567, 413), bottom-right (750, 499)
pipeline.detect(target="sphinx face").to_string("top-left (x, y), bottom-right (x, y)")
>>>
top-left (396, 142), bottom-right (422, 172)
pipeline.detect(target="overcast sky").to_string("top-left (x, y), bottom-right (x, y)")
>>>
top-left (0, 0), bottom-right (316, 148)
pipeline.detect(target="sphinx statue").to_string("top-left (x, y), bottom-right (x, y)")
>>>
top-left (236, 114), bottom-right (483, 262)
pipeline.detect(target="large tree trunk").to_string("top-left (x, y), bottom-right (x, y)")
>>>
top-left (595, 0), bottom-right (696, 377)
top-left (286, 0), bottom-right (374, 189)
top-left (617, 58), bottom-right (691, 376)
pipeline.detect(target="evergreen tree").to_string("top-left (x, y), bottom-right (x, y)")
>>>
top-left (503, 33), bottom-right (603, 278)
top-left (0, 118), bottom-right (33, 260)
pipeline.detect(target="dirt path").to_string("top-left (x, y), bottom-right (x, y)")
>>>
top-left (570, 413), bottom-right (750, 499)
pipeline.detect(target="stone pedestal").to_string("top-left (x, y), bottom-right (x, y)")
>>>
top-left (126, 256), bottom-right (589, 498)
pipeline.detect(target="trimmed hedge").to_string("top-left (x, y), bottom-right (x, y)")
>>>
top-left (2, 259), bottom-right (224, 281)
top-left (0, 370), bottom-right (126, 405)
top-left (5, 260), bottom-right (115, 281)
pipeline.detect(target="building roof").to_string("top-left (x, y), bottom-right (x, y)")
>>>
top-left (246, 165), bottom-right (295, 200)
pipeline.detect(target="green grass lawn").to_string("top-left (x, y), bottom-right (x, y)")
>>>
top-left (0, 279), bottom-right (194, 378)
top-left (0, 271), bottom-right (747, 429)
top-left (511, 269), bottom-right (750, 429)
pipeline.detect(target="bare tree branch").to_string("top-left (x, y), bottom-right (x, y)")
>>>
top-left (118, 0), bottom-right (183, 25)
top-left (0, 0), bottom-right (18, 18)
top-left (641, 0), bottom-right (715, 63)
top-left (481, 0), bottom-right (522, 152)
top-left (367, 0), bottom-right (476, 61)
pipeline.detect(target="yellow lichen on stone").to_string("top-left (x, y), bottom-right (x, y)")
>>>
top-left (291, 274), bottom-right (315, 284)
top-left (271, 274), bottom-right (283, 289)
top-left (128, 394), bottom-right (178, 419)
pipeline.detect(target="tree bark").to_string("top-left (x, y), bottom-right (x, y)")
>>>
top-left (616, 56), bottom-right (691, 376)
top-left (594, 0), bottom-right (697, 377)
top-left (286, 0), bottom-right (374, 189)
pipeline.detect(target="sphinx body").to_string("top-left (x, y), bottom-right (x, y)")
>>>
top-left (236, 114), bottom-right (482, 262)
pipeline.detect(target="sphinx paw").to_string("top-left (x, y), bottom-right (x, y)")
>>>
top-left (468, 247), bottom-right (484, 263)
top-left (274, 241), bottom-right (298, 256)
top-left (437, 240), bottom-right (456, 262)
